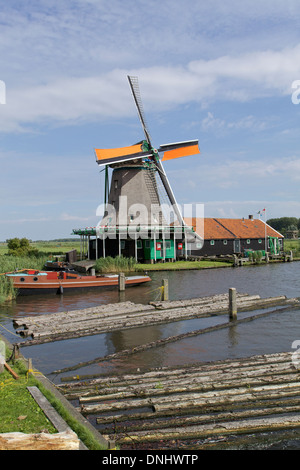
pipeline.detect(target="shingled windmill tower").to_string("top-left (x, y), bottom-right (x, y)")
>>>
top-left (93, 76), bottom-right (202, 262)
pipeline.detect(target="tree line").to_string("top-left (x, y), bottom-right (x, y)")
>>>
top-left (267, 217), bottom-right (300, 236)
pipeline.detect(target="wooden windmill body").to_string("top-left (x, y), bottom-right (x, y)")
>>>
top-left (94, 76), bottom-right (202, 262)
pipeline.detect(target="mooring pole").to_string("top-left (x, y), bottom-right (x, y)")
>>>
top-left (161, 279), bottom-right (169, 301)
top-left (229, 287), bottom-right (237, 320)
top-left (118, 273), bottom-right (125, 291)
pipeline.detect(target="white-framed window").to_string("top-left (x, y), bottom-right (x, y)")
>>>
top-left (258, 239), bottom-right (262, 244)
top-left (247, 239), bottom-right (251, 244)
top-left (223, 240), bottom-right (228, 245)
top-left (210, 240), bottom-right (215, 246)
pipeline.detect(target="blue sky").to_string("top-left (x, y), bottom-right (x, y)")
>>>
top-left (1, 0), bottom-right (300, 240)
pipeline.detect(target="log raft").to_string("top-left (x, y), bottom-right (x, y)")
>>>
top-left (57, 351), bottom-right (300, 450)
top-left (13, 293), bottom-right (299, 346)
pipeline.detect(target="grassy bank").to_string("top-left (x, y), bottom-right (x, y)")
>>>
top-left (284, 239), bottom-right (300, 259)
top-left (0, 349), bottom-right (56, 434)
top-left (0, 341), bottom-right (106, 449)
top-left (136, 259), bottom-right (233, 271)
top-left (94, 255), bottom-right (233, 273)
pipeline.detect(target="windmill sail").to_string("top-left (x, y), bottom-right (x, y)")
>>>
top-left (160, 140), bottom-right (200, 161)
top-left (95, 142), bottom-right (152, 166)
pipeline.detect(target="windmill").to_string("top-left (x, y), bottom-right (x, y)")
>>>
top-left (94, 76), bottom-right (202, 262)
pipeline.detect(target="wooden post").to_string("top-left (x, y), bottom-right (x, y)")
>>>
top-left (0, 340), bottom-right (5, 373)
top-left (12, 344), bottom-right (20, 362)
top-left (28, 358), bottom-right (33, 376)
top-left (229, 288), bottom-right (237, 320)
top-left (161, 279), bottom-right (169, 301)
top-left (118, 273), bottom-right (125, 291)
top-left (4, 362), bottom-right (19, 380)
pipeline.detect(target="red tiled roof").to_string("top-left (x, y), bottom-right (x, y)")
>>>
top-left (183, 217), bottom-right (283, 240)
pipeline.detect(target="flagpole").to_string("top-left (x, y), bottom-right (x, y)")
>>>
top-left (264, 209), bottom-right (267, 253)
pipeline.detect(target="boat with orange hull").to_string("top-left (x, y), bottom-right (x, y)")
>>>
top-left (6, 270), bottom-right (151, 295)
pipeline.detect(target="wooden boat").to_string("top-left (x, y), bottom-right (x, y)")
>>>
top-left (6, 270), bottom-right (151, 295)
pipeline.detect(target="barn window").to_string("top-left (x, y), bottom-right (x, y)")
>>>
top-left (210, 240), bottom-right (215, 246)
top-left (223, 240), bottom-right (228, 245)
top-left (258, 239), bottom-right (262, 244)
top-left (247, 239), bottom-right (251, 244)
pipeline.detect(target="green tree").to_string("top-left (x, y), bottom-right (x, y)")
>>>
top-left (6, 238), bottom-right (39, 257)
top-left (267, 217), bottom-right (299, 237)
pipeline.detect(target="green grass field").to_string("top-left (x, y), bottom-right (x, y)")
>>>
top-left (283, 239), bottom-right (300, 258)
top-left (0, 239), bottom-right (81, 256)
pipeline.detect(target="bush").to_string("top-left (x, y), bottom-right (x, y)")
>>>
top-left (6, 238), bottom-right (39, 257)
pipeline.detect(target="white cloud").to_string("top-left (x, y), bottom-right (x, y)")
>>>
top-left (1, 41), bottom-right (300, 133)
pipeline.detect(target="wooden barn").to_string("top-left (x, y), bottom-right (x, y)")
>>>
top-left (183, 215), bottom-right (284, 257)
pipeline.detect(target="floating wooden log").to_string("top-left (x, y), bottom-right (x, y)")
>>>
top-left (116, 414), bottom-right (300, 444)
top-left (51, 303), bottom-right (300, 375)
top-left (55, 352), bottom-right (300, 449)
top-left (14, 293), bottom-right (300, 347)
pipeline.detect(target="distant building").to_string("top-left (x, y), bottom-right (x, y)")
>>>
top-left (286, 229), bottom-right (299, 239)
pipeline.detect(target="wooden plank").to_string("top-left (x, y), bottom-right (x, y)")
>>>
top-left (4, 362), bottom-right (19, 380)
top-left (27, 386), bottom-right (71, 433)
top-left (0, 431), bottom-right (80, 450)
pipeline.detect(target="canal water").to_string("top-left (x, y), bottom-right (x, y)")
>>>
top-left (0, 262), bottom-right (300, 448)
top-left (0, 262), bottom-right (299, 378)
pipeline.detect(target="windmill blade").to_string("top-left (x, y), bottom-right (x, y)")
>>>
top-left (152, 158), bottom-right (185, 227)
top-left (95, 142), bottom-right (152, 166)
top-left (159, 140), bottom-right (200, 162)
top-left (127, 75), bottom-right (152, 146)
